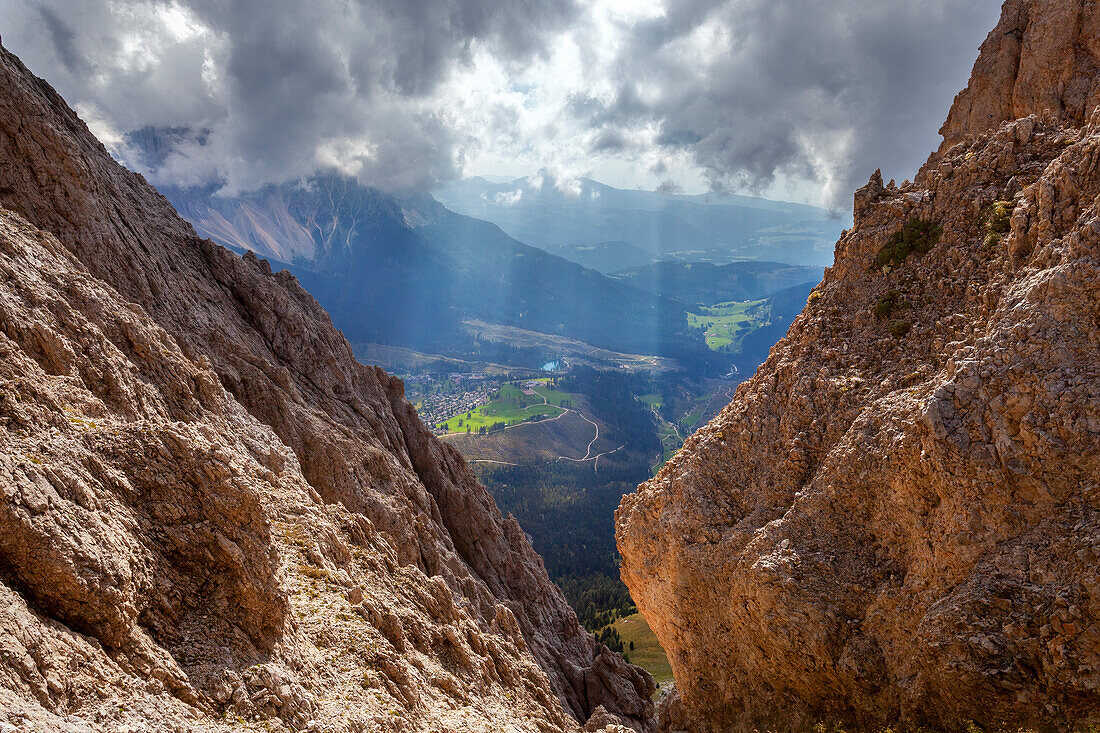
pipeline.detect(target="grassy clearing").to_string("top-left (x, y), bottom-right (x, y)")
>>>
top-left (682, 404), bottom-right (706, 430)
top-left (613, 613), bottom-right (673, 688)
top-left (687, 300), bottom-right (765, 351)
top-left (527, 384), bottom-right (574, 407)
top-left (652, 422), bottom-right (684, 475)
top-left (437, 383), bottom-right (576, 433)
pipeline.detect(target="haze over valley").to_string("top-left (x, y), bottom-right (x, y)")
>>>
top-left (150, 157), bottom-right (834, 644)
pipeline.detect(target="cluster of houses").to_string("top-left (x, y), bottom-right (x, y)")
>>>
top-left (415, 384), bottom-right (497, 429)
top-left (406, 370), bottom-right (564, 435)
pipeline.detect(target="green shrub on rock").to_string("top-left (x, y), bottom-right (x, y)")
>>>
top-left (981, 200), bottom-right (1013, 249)
top-left (875, 218), bottom-right (943, 269)
top-left (888, 319), bottom-right (912, 338)
top-left (872, 290), bottom-right (907, 320)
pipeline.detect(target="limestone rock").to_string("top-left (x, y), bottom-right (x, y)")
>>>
top-left (0, 38), bottom-right (652, 732)
top-left (654, 686), bottom-right (688, 733)
top-left (940, 0), bottom-right (1100, 150)
top-left (617, 2), bottom-right (1100, 730)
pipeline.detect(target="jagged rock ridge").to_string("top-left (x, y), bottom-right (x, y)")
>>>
top-left (617, 1), bottom-right (1100, 731)
top-left (0, 38), bottom-right (654, 732)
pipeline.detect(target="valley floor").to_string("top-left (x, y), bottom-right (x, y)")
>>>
top-left (613, 613), bottom-right (674, 691)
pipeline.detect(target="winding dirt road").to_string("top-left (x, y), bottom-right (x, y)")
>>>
top-left (440, 387), bottom-right (615, 470)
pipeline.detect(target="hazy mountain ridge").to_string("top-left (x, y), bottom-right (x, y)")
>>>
top-left (435, 175), bottom-right (842, 269)
top-left (160, 173), bottom-right (718, 370)
top-left (539, 240), bottom-right (659, 274)
top-left (612, 260), bottom-right (825, 308)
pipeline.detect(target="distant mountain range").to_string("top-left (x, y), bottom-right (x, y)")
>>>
top-left (434, 175), bottom-right (843, 271)
top-left (612, 261), bottom-right (825, 309)
top-left (132, 121), bottom-right (839, 375)
top-left (159, 174), bottom-right (716, 370)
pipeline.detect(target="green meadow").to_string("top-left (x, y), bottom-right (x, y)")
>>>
top-left (687, 299), bottom-right (765, 351)
top-left (613, 613), bottom-right (674, 687)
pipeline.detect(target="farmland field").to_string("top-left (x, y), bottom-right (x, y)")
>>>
top-left (687, 299), bottom-right (766, 351)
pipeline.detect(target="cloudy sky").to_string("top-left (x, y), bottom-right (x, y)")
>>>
top-left (1, 0), bottom-right (1001, 208)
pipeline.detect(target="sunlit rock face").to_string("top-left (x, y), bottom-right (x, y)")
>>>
top-left (617, 1), bottom-right (1100, 730)
top-left (0, 39), bottom-right (654, 733)
top-left (938, 0), bottom-right (1100, 152)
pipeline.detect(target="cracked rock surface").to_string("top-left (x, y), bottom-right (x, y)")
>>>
top-left (617, 2), bottom-right (1100, 731)
top-left (0, 38), bottom-right (653, 733)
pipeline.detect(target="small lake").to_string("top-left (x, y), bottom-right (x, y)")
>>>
top-left (541, 360), bottom-right (559, 372)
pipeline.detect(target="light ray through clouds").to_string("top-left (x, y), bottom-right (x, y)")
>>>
top-left (1, 0), bottom-right (1000, 207)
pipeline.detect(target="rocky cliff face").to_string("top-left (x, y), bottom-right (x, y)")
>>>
top-left (0, 40), bottom-right (654, 732)
top-left (939, 0), bottom-right (1100, 150)
top-left (617, 1), bottom-right (1100, 731)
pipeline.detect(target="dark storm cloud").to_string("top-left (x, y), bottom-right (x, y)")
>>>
top-left (182, 0), bottom-right (576, 191)
top-left (655, 179), bottom-right (683, 195)
top-left (1, 0), bottom-right (579, 192)
top-left (592, 127), bottom-right (628, 152)
top-left (2, 0), bottom-right (1004, 204)
top-left (33, 4), bottom-right (88, 74)
top-left (587, 0), bottom-right (1004, 205)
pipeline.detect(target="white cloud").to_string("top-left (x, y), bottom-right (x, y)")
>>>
top-left (491, 189), bottom-right (524, 206)
top-left (74, 102), bottom-right (124, 150)
top-left (0, 0), bottom-right (1003, 207)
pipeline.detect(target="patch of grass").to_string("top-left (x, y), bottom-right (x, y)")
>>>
top-left (681, 404), bottom-right (706, 430)
top-left (282, 524), bottom-right (309, 550)
top-left (874, 218), bottom-right (943, 269)
top-left (529, 384), bottom-right (574, 407)
top-left (687, 300), bottom-right (766, 352)
top-left (808, 290), bottom-right (824, 304)
top-left (297, 564), bottom-right (330, 581)
top-left (987, 201), bottom-right (1013, 233)
top-left (888, 319), bottom-right (912, 338)
top-left (611, 613), bottom-right (673, 688)
top-left (981, 200), bottom-right (1013, 249)
top-left (67, 416), bottom-right (99, 429)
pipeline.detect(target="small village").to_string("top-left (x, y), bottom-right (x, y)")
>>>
top-left (402, 363), bottom-right (570, 435)
top-left (408, 375), bottom-right (499, 429)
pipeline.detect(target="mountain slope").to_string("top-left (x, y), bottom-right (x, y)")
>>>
top-left (162, 177), bottom-right (713, 368)
top-left (538, 240), bottom-right (658, 274)
top-left (435, 176), bottom-right (841, 267)
top-left (612, 260), bottom-right (824, 308)
top-left (0, 39), bottom-right (654, 732)
top-left (617, 1), bottom-right (1100, 730)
